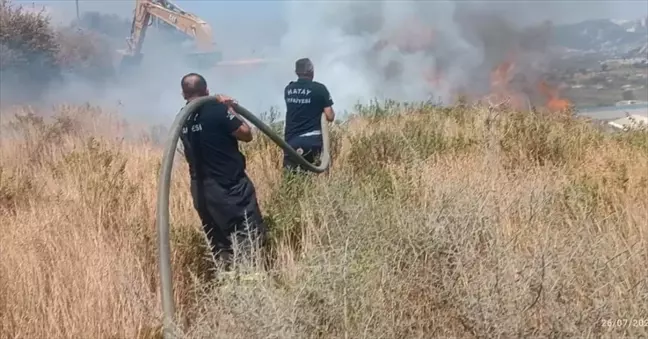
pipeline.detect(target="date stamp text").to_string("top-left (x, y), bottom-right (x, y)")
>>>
top-left (601, 318), bottom-right (648, 328)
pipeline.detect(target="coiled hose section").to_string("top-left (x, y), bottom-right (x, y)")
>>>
top-left (155, 96), bottom-right (331, 338)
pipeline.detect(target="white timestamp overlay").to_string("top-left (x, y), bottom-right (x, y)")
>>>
top-left (600, 318), bottom-right (648, 328)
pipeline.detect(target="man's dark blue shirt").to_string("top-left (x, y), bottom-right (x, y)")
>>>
top-left (284, 78), bottom-right (333, 143)
top-left (180, 100), bottom-right (246, 188)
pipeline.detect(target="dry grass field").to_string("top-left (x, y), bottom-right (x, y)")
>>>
top-left (2, 1), bottom-right (648, 338)
top-left (1, 101), bottom-right (647, 339)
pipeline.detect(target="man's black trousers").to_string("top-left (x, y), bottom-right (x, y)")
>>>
top-left (190, 174), bottom-right (267, 261)
top-left (283, 134), bottom-right (322, 173)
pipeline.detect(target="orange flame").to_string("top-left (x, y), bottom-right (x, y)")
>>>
top-left (487, 56), bottom-right (530, 111)
top-left (380, 20), bottom-right (573, 112)
top-left (537, 80), bottom-right (571, 112)
top-left (491, 60), bottom-right (515, 88)
top-left (486, 51), bottom-right (571, 112)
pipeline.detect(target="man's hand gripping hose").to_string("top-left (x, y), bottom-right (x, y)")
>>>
top-left (155, 96), bottom-right (331, 339)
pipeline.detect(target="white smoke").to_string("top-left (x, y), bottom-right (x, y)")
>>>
top-left (261, 0), bottom-right (483, 111)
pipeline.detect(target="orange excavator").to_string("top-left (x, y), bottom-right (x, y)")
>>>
top-left (118, 0), bottom-right (266, 71)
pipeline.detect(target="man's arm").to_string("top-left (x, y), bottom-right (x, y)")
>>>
top-left (321, 85), bottom-right (335, 122)
top-left (323, 107), bottom-right (335, 122)
top-left (214, 94), bottom-right (253, 142)
top-left (201, 101), bottom-right (253, 143)
top-left (231, 113), bottom-right (253, 142)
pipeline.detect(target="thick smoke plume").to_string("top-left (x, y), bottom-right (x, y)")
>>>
top-left (1, 0), bottom-right (620, 123)
top-left (252, 0), bottom-right (565, 112)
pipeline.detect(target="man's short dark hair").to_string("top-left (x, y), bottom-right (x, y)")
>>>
top-left (295, 58), bottom-right (314, 75)
top-left (181, 72), bottom-right (208, 98)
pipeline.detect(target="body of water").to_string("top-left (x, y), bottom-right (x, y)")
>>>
top-left (576, 103), bottom-right (648, 121)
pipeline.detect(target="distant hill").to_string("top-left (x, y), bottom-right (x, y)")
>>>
top-left (552, 17), bottom-right (647, 58)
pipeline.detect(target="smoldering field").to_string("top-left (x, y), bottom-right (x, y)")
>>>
top-left (1, 1), bottom-right (648, 339)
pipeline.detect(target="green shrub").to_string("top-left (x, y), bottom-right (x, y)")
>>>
top-left (0, 0), bottom-right (60, 99)
top-left (0, 0), bottom-right (118, 102)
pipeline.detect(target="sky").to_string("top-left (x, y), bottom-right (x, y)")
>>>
top-left (14, 0), bottom-right (648, 27)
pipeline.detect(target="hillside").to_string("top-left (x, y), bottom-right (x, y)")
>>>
top-left (1, 102), bottom-right (647, 339)
top-left (553, 17), bottom-right (648, 58)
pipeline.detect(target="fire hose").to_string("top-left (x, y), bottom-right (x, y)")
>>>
top-left (155, 96), bottom-right (330, 339)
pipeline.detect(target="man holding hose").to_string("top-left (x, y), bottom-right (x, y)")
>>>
top-left (178, 72), bottom-right (267, 269)
top-left (283, 58), bottom-right (336, 174)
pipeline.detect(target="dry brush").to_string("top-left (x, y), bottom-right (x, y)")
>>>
top-left (0, 101), bottom-right (646, 339)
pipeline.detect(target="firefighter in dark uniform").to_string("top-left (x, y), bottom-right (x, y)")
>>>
top-left (178, 72), bottom-right (267, 268)
top-left (283, 58), bottom-right (336, 173)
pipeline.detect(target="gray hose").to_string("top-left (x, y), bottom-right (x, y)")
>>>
top-left (155, 96), bottom-right (331, 339)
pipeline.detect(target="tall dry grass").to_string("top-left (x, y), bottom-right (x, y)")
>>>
top-left (0, 102), bottom-right (647, 339)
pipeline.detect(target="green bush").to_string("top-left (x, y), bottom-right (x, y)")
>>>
top-left (0, 0), bottom-right (60, 99)
top-left (0, 0), bottom-right (117, 102)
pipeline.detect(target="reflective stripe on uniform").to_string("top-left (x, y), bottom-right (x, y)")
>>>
top-left (299, 130), bottom-right (321, 137)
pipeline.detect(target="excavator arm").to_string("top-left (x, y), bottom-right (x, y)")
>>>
top-left (125, 0), bottom-right (215, 55)
top-left (119, 0), bottom-right (268, 72)
top-left (120, 0), bottom-right (218, 69)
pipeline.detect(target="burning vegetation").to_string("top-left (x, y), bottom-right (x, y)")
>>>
top-left (370, 10), bottom-right (572, 113)
top-left (484, 53), bottom-right (572, 112)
